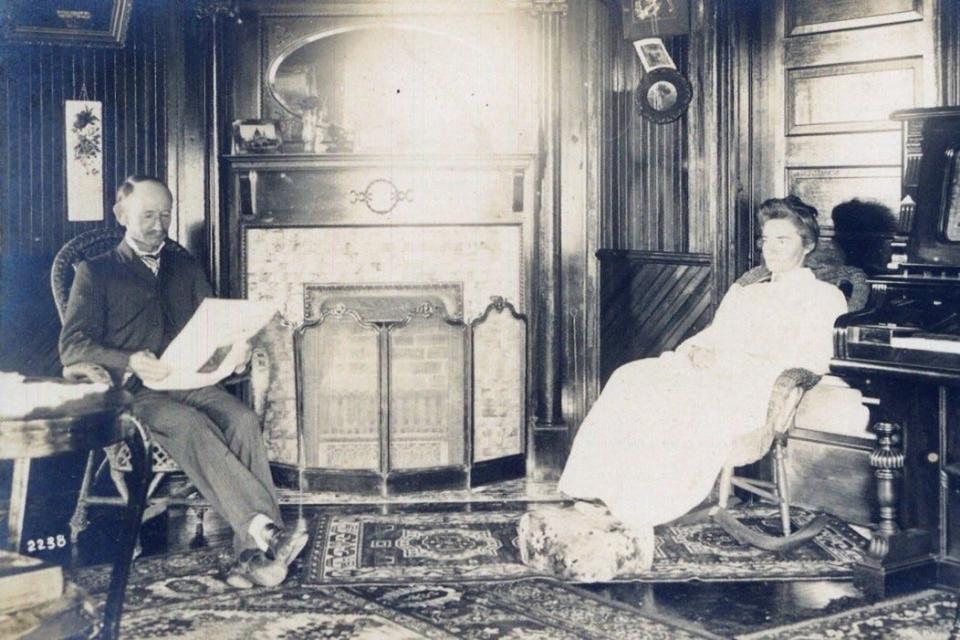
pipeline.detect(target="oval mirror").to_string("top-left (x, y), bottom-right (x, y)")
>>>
top-left (268, 26), bottom-right (489, 153)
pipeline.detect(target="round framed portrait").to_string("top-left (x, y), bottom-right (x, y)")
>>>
top-left (636, 68), bottom-right (693, 124)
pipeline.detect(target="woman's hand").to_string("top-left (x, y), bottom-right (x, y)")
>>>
top-left (128, 350), bottom-right (171, 383)
top-left (685, 345), bottom-right (717, 370)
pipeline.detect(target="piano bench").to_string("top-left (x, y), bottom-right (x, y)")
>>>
top-left (785, 376), bottom-right (875, 526)
top-left (794, 376), bottom-right (871, 439)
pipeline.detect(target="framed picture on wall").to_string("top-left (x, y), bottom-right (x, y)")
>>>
top-left (0, 0), bottom-right (134, 48)
top-left (622, 0), bottom-right (690, 40)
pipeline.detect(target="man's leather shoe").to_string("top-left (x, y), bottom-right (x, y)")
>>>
top-left (263, 524), bottom-right (309, 567)
top-left (225, 549), bottom-right (287, 588)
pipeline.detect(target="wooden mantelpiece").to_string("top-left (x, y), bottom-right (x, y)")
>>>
top-left (223, 150), bottom-right (543, 490)
top-left (223, 153), bottom-right (536, 227)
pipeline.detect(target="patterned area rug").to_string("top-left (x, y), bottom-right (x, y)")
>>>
top-left (277, 478), bottom-right (564, 505)
top-left (305, 505), bottom-right (867, 584)
top-left (738, 589), bottom-right (958, 639)
top-left (72, 549), bottom-right (712, 639)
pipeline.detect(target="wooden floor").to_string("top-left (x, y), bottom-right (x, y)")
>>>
top-left (62, 478), bottom-right (889, 638)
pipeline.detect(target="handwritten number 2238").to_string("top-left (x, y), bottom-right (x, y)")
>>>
top-left (26, 535), bottom-right (67, 552)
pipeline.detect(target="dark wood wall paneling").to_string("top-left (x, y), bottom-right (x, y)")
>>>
top-left (597, 250), bottom-right (713, 386)
top-left (606, 34), bottom-right (689, 252)
top-left (717, 0), bottom-right (763, 286)
top-left (943, 0), bottom-right (960, 106)
top-left (595, 1), bottom-right (765, 415)
top-left (0, 2), bottom-right (168, 376)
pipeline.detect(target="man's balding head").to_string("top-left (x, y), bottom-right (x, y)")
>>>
top-left (113, 176), bottom-right (172, 253)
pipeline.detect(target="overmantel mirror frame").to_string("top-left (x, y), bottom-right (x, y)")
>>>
top-left (266, 24), bottom-right (486, 117)
top-left (259, 17), bottom-right (535, 156)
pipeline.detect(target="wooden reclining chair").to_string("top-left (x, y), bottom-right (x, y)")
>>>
top-left (51, 227), bottom-right (271, 552)
top-left (697, 261), bottom-right (870, 550)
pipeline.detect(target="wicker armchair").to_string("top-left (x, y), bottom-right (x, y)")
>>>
top-left (693, 262), bottom-right (870, 550)
top-left (52, 227), bottom-right (271, 549)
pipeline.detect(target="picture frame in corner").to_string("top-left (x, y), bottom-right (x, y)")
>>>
top-left (232, 119), bottom-right (283, 154)
top-left (0, 0), bottom-right (134, 48)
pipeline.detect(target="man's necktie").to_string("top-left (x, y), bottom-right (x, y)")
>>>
top-left (141, 251), bottom-right (161, 276)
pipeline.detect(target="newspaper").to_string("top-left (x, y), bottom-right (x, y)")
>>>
top-left (145, 298), bottom-right (276, 391)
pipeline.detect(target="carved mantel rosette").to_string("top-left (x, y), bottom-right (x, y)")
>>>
top-left (350, 178), bottom-right (414, 215)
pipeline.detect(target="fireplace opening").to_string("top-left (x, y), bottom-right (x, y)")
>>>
top-left (291, 290), bottom-right (525, 494)
top-left (301, 284), bottom-right (465, 471)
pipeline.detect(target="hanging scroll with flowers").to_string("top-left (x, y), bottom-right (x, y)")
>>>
top-left (65, 100), bottom-right (104, 221)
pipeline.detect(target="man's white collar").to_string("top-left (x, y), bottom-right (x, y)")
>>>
top-left (125, 234), bottom-right (165, 257)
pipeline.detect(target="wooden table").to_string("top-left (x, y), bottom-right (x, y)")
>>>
top-left (1, 386), bottom-right (150, 640)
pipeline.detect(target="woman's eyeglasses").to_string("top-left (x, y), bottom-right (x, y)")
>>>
top-left (756, 235), bottom-right (801, 249)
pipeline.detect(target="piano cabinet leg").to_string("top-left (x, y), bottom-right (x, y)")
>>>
top-left (871, 421), bottom-right (904, 538)
top-left (854, 420), bottom-right (935, 598)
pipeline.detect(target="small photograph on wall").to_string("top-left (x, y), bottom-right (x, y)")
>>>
top-left (633, 38), bottom-right (678, 72)
top-left (65, 100), bottom-right (104, 222)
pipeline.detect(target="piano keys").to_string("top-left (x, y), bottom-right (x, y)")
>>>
top-left (837, 264), bottom-right (960, 374)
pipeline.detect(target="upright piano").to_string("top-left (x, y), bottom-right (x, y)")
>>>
top-left (832, 106), bottom-right (960, 596)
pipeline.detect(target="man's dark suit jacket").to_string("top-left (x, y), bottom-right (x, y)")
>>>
top-left (59, 239), bottom-right (213, 382)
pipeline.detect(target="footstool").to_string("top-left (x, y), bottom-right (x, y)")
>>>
top-left (517, 503), bottom-right (654, 582)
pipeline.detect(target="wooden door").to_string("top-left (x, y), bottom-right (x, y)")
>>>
top-left (758, 0), bottom-right (939, 258)
top-left (751, 0), bottom-right (941, 523)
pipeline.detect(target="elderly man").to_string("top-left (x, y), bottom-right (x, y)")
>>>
top-left (59, 175), bottom-right (306, 588)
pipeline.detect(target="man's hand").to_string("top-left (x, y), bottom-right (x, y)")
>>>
top-left (128, 350), bottom-right (171, 383)
top-left (231, 341), bottom-right (253, 375)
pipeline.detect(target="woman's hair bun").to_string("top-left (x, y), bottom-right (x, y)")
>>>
top-left (784, 194), bottom-right (818, 218)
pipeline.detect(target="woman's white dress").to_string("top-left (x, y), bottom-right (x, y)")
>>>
top-left (558, 267), bottom-right (848, 537)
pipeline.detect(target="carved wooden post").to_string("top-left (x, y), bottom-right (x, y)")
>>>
top-left (869, 421), bottom-right (904, 542)
top-left (531, 0), bottom-right (567, 479)
top-left (855, 418), bottom-right (909, 597)
top-left (193, 0), bottom-right (240, 293)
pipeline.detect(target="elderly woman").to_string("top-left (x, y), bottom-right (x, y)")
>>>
top-left (558, 196), bottom-right (848, 549)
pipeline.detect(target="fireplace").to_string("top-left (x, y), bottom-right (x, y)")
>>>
top-left (230, 157), bottom-right (534, 493)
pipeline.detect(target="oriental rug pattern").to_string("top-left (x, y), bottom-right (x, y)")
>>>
top-left (72, 549), bottom-right (711, 639)
top-left (304, 506), bottom-right (867, 585)
top-left (738, 589), bottom-right (958, 639)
